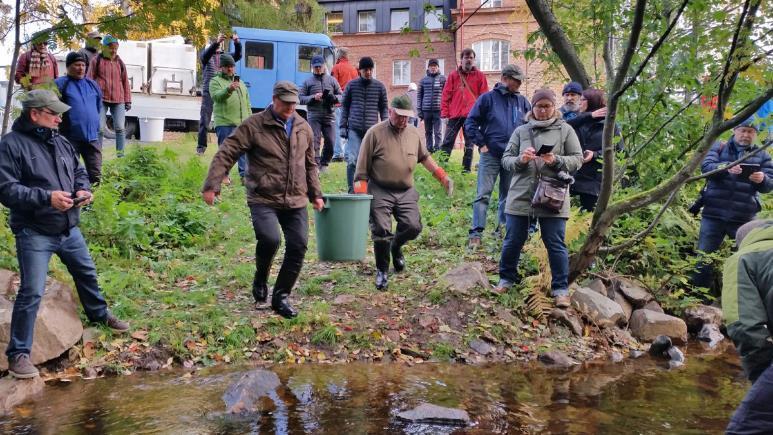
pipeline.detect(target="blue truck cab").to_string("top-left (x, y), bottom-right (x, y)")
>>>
top-left (232, 27), bottom-right (336, 114)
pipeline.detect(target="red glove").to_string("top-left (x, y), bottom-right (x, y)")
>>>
top-left (353, 180), bottom-right (368, 194)
top-left (432, 167), bottom-right (454, 196)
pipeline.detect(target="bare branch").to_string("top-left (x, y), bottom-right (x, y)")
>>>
top-left (628, 93), bottom-right (701, 160)
top-left (717, 88), bottom-right (773, 132)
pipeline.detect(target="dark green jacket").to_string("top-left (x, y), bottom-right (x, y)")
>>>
top-left (722, 224), bottom-right (773, 382)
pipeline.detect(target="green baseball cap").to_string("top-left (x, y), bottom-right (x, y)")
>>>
top-left (273, 81), bottom-right (300, 104)
top-left (21, 90), bottom-right (70, 114)
top-left (391, 95), bottom-right (414, 117)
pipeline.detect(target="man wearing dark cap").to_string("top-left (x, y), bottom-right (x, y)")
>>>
top-left (300, 54), bottom-right (342, 172)
top-left (559, 81), bottom-right (583, 121)
top-left (690, 120), bottom-right (773, 295)
top-left (209, 53), bottom-right (250, 183)
top-left (198, 33), bottom-right (242, 155)
top-left (56, 52), bottom-right (104, 184)
top-left (0, 90), bottom-right (129, 379)
top-left (464, 64), bottom-right (531, 248)
top-left (723, 219), bottom-right (773, 434)
top-left (15, 31), bottom-right (58, 90)
top-left (417, 58), bottom-right (446, 152)
top-left (339, 56), bottom-right (388, 192)
top-left (354, 95), bottom-right (453, 290)
top-left (202, 81), bottom-right (325, 319)
top-left (78, 31), bottom-right (103, 72)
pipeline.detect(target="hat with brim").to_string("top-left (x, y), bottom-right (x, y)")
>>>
top-left (273, 80), bottom-right (300, 104)
top-left (22, 89), bottom-right (70, 114)
top-left (391, 95), bottom-right (414, 117)
top-left (502, 64), bottom-right (525, 81)
top-left (87, 31), bottom-right (102, 40)
top-left (311, 55), bottom-right (325, 67)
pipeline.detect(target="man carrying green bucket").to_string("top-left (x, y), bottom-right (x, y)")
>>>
top-left (354, 95), bottom-right (454, 290)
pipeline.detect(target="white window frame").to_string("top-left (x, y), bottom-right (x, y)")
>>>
top-left (472, 39), bottom-right (510, 72)
top-left (425, 58), bottom-right (445, 75)
top-left (358, 10), bottom-right (376, 33)
top-left (390, 9), bottom-right (410, 31)
top-left (481, 0), bottom-right (503, 8)
top-left (393, 60), bottom-right (411, 86)
top-left (424, 7), bottom-right (443, 30)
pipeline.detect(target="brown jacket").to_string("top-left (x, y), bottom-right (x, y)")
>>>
top-left (202, 108), bottom-right (322, 209)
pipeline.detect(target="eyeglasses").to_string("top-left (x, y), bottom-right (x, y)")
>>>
top-left (534, 104), bottom-right (554, 110)
top-left (36, 108), bottom-right (61, 117)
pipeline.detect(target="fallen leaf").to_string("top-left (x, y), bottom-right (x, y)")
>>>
top-left (131, 330), bottom-right (149, 341)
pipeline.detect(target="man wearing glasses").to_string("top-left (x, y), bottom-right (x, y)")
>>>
top-left (0, 90), bottom-right (129, 379)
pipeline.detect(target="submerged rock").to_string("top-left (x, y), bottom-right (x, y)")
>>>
top-left (222, 369), bottom-right (282, 414)
top-left (396, 403), bottom-right (470, 426)
top-left (698, 323), bottom-right (725, 348)
top-left (684, 305), bottom-right (723, 334)
top-left (667, 347), bottom-right (685, 369)
top-left (0, 376), bottom-right (45, 415)
top-left (629, 309), bottom-right (688, 344)
top-left (538, 351), bottom-right (579, 368)
top-left (570, 287), bottom-right (627, 328)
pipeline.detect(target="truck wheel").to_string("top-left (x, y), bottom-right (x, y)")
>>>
top-left (125, 118), bottom-right (139, 139)
top-left (186, 120), bottom-right (199, 132)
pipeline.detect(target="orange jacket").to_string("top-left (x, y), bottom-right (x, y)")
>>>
top-left (331, 58), bottom-right (358, 91)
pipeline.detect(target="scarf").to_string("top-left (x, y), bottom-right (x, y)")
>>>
top-left (28, 48), bottom-right (50, 79)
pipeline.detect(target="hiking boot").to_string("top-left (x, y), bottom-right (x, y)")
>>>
top-left (196, 148), bottom-right (205, 156)
top-left (8, 354), bottom-right (39, 379)
top-left (554, 295), bottom-right (571, 309)
top-left (492, 279), bottom-right (512, 295)
top-left (271, 293), bottom-right (298, 319)
top-left (375, 270), bottom-right (389, 291)
top-left (104, 313), bottom-right (130, 332)
top-left (252, 280), bottom-right (268, 305)
top-left (468, 236), bottom-right (481, 249)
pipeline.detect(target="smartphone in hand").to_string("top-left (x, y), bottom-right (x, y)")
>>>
top-left (233, 75), bottom-right (240, 83)
top-left (536, 144), bottom-right (555, 156)
top-left (72, 195), bottom-right (89, 206)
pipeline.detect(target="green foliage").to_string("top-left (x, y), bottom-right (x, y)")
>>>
top-left (226, 0), bottom-right (326, 33)
top-left (431, 342), bottom-right (456, 361)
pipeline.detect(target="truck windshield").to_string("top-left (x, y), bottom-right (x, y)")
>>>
top-left (298, 45), bottom-right (335, 72)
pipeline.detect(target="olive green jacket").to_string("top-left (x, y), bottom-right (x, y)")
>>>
top-left (722, 223), bottom-right (773, 382)
top-left (209, 72), bottom-right (251, 127)
top-left (501, 112), bottom-right (583, 218)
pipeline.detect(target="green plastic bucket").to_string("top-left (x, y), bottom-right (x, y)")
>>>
top-left (314, 193), bottom-right (373, 261)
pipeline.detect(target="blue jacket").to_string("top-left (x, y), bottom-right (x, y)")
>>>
top-left (299, 73), bottom-right (342, 120)
top-left (0, 115), bottom-right (90, 236)
top-left (701, 137), bottom-right (773, 223)
top-left (55, 75), bottom-right (102, 143)
top-left (417, 71), bottom-right (445, 113)
top-left (464, 83), bottom-right (531, 158)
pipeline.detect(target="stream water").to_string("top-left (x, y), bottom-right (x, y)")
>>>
top-left (0, 344), bottom-right (747, 434)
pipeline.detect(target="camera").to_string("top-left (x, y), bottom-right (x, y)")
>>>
top-left (555, 171), bottom-right (575, 185)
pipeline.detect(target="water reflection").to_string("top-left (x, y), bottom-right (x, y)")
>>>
top-left (0, 346), bottom-right (747, 434)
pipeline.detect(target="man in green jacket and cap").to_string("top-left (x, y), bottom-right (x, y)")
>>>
top-left (209, 53), bottom-right (250, 183)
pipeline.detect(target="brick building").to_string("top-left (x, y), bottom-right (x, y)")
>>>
top-left (318, 0), bottom-right (561, 101)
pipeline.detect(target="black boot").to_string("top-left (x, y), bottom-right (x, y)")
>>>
top-left (391, 240), bottom-right (405, 272)
top-left (271, 289), bottom-right (297, 319)
top-left (252, 272), bottom-right (268, 305)
top-left (462, 147), bottom-right (473, 172)
top-left (374, 240), bottom-right (391, 291)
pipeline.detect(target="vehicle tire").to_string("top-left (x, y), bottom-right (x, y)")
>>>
top-left (125, 117), bottom-right (139, 139)
top-left (186, 120), bottom-right (199, 132)
top-left (104, 117), bottom-right (116, 139)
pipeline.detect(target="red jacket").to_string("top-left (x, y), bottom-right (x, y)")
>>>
top-left (331, 58), bottom-right (358, 90)
top-left (441, 66), bottom-right (488, 119)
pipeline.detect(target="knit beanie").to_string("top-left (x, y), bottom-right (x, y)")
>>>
top-left (220, 54), bottom-right (235, 67)
top-left (531, 89), bottom-right (556, 106)
top-left (65, 51), bottom-right (87, 67)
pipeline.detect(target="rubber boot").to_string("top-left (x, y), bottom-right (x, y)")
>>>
top-left (391, 240), bottom-right (406, 272)
top-left (374, 240), bottom-right (391, 291)
top-left (462, 146), bottom-right (473, 172)
top-left (252, 271), bottom-right (268, 305)
top-left (271, 272), bottom-right (298, 319)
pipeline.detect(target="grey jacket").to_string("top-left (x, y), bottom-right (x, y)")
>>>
top-left (340, 77), bottom-right (388, 135)
top-left (501, 112), bottom-right (583, 218)
top-left (299, 73), bottom-right (342, 120)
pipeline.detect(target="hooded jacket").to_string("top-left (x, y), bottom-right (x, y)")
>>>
top-left (566, 112), bottom-right (624, 196)
top-left (464, 83), bottom-right (531, 158)
top-left (501, 112), bottom-right (583, 218)
top-left (723, 223), bottom-right (773, 382)
top-left (417, 70), bottom-right (446, 113)
top-left (299, 73), bottom-right (343, 120)
top-left (0, 114), bottom-right (90, 235)
top-left (441, 66), bottom-right (488, 119)
top-left (339, 76), bottom-right (388, 136)
top-left (209, 72), bottom-right (251, 127)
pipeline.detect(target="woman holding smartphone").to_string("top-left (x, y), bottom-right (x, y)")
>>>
top-left (496, 89), bottom-right (583, 308)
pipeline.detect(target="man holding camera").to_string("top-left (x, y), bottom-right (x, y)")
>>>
top-left (209, 54), bottom-right (250, 183)
top-left (299, 55), bottom-right (342, 173)
top-left (198, 33), bottom-right (242, 156)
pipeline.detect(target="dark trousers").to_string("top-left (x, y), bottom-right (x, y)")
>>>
top-left (422, 111), bottom-right (442, 152)
top-left (198, 92), bottom-right (213, 151)
top-left (571, 190), bottom-right (598, 212)
top-left (690, 216), bottom-right (742, 290)
top-left (70, 138), bottom-right (103, 184)
top-left (308, 117), bottom-right (335, 166)
top-left (369, 183), bottom-right (423, 245)
top-left (248, 204), bottom-right (309, 296)
top-left (727, 364), bottom-right (773, 434)
top-left (6, 227), bottom-right (108, 359)
top-left (440, 116), bottom-right (473, 170)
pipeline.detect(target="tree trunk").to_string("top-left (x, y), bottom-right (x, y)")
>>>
top-left (2, 0), bottom-right (22, 135)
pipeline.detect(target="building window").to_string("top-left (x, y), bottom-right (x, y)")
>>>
top-left (472, 39), bottom-right (510, 71)
top-left (481, 0), bottom-right (503, 8)
top-left (393, 60), bottom-right (411, 85)
top-left (298, 45), bottom-right (328, 72)
top-left (326, 12), bottom-right (343, 33)
top-left (390, 9), bottom-right (410, 31)
top-left (245, 41), bottom-right (274, 70)
top-left (424, 8), bottom-right (443, 30)
top-left (426, 58), bottom-right (445, 75)
top-left (358, 10), bottom-right (376, 32)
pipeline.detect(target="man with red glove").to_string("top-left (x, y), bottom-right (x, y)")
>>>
top-left (354, 95), bottom-right (453, 290)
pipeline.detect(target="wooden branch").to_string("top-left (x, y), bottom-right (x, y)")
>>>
top-left (717, 88), bottom-right (773, 133)
top-left (598, 189), bottom-right (679, 254)
top-left (628, 93), bottom-right (701, 160)
top-left (686, 139), bottom-right (773, 183)
top-left (17, 13), bottom-right (135, 45)
top-left (716, 0), bottom-right (756, 122)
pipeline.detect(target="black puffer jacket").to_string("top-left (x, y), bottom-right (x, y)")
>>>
top-left (340, 77), bottom-right (388, 135)
top-left (0, 115), bottom-right (90, 235)
top-left (299, 73), bottom-right (342, 120)
top-left (701, 137), bottom-right (773, 223)
top-left (417, 71), bottom-right (446, 113)
top-left (567, 113), bottom-right (623, 196)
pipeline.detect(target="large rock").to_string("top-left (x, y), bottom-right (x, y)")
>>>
top-left (223, 369), bottom-right (282, 414)
top-left (684, 305), bottom-right (723, 333)
top-left (629, 309), bottom-right (688, 344)
top-left (586, 278), bottom-right (612, 298)
top-left (613, 291), bottom-right (634, 321)
top-left (440, 262), bottom-right (489, 293)
top-left (698, 324), bottom-right (725, 348)
top-left (0, 279), bottom-right (84, 371)
top-left (613, 278), bottom-right (653, 308)
top-left (0, 376), bottom-right (45, 415)
top-left (550, 308), bottom-right (583, 336)
top-left (397, 403), bottom-right (470, 426)
top-left (570, 287), bottom-right (627, 328)
top-left (0, 269), bottom-right (15, 297)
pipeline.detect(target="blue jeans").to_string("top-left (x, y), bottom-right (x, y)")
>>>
top-left (333, 107), bottom-right (344, 158)
top-left (345, 129), bottom-right (364, 193)
top-left (727, 364), bottom-right (773, 434)
top-left (215, 125), bottom-right (246, 178)
top-left (470, 151), bottom-right (511, 239)
top-left (690, 216), bottom-right (742, 289)
top-left (6, 227), bottom-right (108, 359)
top-left (100, 102), bottom-right (126, 156)
top-left (499, 215), bottom-right (569, 296)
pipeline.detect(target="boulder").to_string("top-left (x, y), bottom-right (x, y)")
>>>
top-left (586, 278), bottom-right (612, 298)
top-left (397, 403), bottom-right (470, 426)
top-left (549, 308), bottom-right (583, 336)
top-left (698, 323), bottom-right (725, 348)
top-left (222, 369), bottom-right (281, 414)
top-left (570, 287), bottom-right (627, 328)
top-left (648, 335), bottom-right (673, 358)
top-left (613, 278), bottom-right (653, 308)
top-left (629, 309), bottom-right (688, 344)
top-left (684, 305), bottom-right (723, 333)
top-left (613, 291), bottom-right (634, 321)
top-left (538, 351), bottom-right (578, 368)
top-left (0, 269), bottom-right (15, 297)
top-left (440, 262), bottom-right (489, 294)
top-left (642, 300), bottom-right (664, 313)
top-left (469, 338), bottom-right (493, 355)
top-left (0, 279), bottom-right (84, 371)
top-left (667, 346), bottom-right (685, 369)
top-left (0, 376), bottom-right (45, 415)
